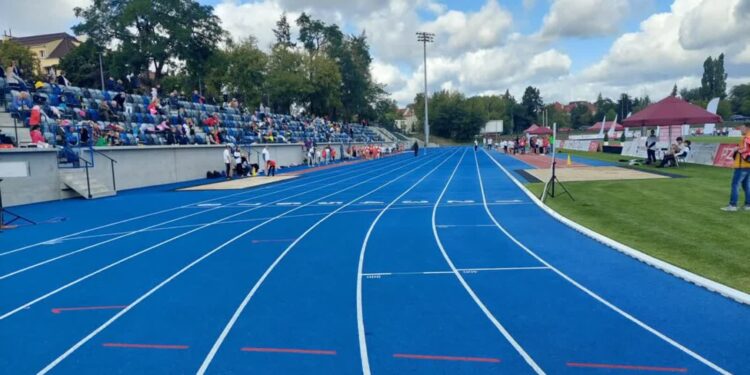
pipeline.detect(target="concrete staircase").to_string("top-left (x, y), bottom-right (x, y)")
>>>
top-left (370, 126), bottom-right (399, 143)
top-left (59, 169), bottom-right (116, 199)
top-left (0, 111), bottom-right (31, 146)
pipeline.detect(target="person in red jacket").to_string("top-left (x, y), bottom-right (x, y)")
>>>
top-left (266, 159), bottom-right (277, 176)
top-left (29, 105), bottom-right (42, 130)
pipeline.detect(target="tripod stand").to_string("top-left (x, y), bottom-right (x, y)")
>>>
top-left (0, 178), bottom-right (36, 231)
top-left (541, 159), bottom-right (574, 202)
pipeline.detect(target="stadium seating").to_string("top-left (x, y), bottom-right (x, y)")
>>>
top-left (2, 82), bottom-right (384, 148)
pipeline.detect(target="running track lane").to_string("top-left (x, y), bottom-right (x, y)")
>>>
top-left (0, 151), bottom-right (437, 374)
top-left (480, 149), bottom-right (750, 373)
top-left (30, 150), bottom-right (451, 374)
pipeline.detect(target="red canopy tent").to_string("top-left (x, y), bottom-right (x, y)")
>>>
top-left (622, 96), bottom-right (721, 127)
top-left (588, 121), bottom-right (623, 131)
top-left (526, 124), bottom-right (553, 135)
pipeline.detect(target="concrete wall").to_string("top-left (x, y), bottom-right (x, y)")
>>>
top-left (1, 142), bottom-right (384, 207)
top-left (0, 148), bottom-right (65, 207)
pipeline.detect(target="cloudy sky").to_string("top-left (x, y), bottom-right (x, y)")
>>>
top-left (3, 0), bottom-right (750, 106)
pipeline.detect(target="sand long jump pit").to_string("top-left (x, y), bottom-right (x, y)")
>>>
top-left (179, 175), bottom-right (299, 191)
top-left (523, 166), bottom-right (671, 183)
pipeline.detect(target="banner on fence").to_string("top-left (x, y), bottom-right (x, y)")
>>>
top-left (713, 144), bottom-right (739, 168)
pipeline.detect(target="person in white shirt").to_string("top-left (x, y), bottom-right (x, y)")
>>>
top-left (233, 148), bottom-right (243, 177)
top-left (223, 145), bottom-right (232, 179)
top-left (262, 146), bottom-right (270, 175)
top-left (474, 139), bottom-right (478, 152)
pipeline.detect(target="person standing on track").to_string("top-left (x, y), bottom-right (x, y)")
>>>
top-left (474, 139), bottom-right (478, 152)
top-left (412, 141), bottom-right (419, 156)
top-left (646, 130), bottom-right (658, 165)
top-left (266, 159), bottom-right (277, 177)
top-left (722, 124), bottom-right (750, 212)
top-left (223, 144), bottom-right (232, 180)
top-left (261, 146), bottom-right (270, 176)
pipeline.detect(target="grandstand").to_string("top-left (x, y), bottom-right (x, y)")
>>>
top-left (0, 79), bottom-right (385, 150)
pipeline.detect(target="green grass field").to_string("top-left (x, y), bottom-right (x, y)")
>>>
top-left (527, 151), bottom-right (750, 293)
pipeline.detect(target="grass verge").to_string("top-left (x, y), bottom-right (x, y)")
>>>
top-left (527, 150), bottom-right (749, 293)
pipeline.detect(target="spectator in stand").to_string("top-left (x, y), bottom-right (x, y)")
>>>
top-left (147, 98), bottom-right (161, 115)
top-left (113, 92), bottom-right (126, 111)
top-left (321, 147), bottom-right (328, 164)
top-left (6, 61), bottom-right (27, 90)
top-left (168, 90), bottom-right (179, 106)
top-left (115, 79), bottom-right (125, 92)
top-left (12, 91), bottom-right (33, 117)
top-left (30, 127), bottom-right (49, 147)
top-left (233, 147), bottom-right (243, 177)
top-left (203, 113), bottom-right (220, 127)
top-left (722, 125), bottom-right (750, 212)
top-left (106, 77), bottom-right (117, 91)
top-left (99, 100), bottom-right (116, 122)
top-left (28, 105), bottom-right (42, 130)
top-left (80, 126), bottom-right (90, 145)
top-left (151, 85), bottom-right (160, 101)
top-left (192, 90), bottom-right (204, 104)
top-left (55, 71), bottom-right (70, 86)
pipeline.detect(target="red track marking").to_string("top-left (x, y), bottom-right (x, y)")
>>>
top-left (51, 305), bottom-right (127, 314)
top-left (251, 239), bottom-right (295, 244)
top-left (240, 347), bottom-right (337, 356)
top-left (393, 353), bottom-right (501, 363)
top-left (566, 362), bottom-right (688, 373)
top-left (102, 343), bottom-right (189, 350)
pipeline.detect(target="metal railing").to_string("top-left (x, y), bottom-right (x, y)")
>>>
top-left (78, 155), bottom-right (94, 199)
top-left (91, 149), bottom-right (118, 191)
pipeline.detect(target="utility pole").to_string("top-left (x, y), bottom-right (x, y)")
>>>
top-left (417, 32), bottom-right (434, 153)
top-left (99, 52), bottom-right (105, 91)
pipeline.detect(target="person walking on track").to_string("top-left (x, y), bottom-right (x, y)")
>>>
top-left (261, 146), bottom-right (270, 176)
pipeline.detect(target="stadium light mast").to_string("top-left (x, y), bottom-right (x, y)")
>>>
top-left (417, 32), bottom-right (434, 153)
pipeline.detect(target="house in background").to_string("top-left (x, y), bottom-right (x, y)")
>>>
top-left (4, 32), bottom-right (81, 73)
top-left (395, 107), bottom-right (418, 133)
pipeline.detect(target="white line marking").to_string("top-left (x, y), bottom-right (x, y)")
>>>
top-left (433, 149), bottom-right (545, 374)
top-left (197, 203), bottom-right (222, 207)
top-left (476, 150), bottom-right (730, 375)
top-left (436, 224), bottom-right (495, 228)
top-left (237, 203), bottom-right (262, 207)
top-left (401, 200), bottom-right (429, 204)
top-left (496, 199), bottom-right (523, 203)
top-left (361, 266), bottom-right (550, 277)
top-left (317, 201), bottom-right (343, 206)
top-left (1, 153), bottom-right (422, 321)
top-left (276, 202), bottom-right (301, 206)
top-left (0, 152), bottom-right (405, 258)
top-left (37, 150), bottom-right (444, 374)
top-left (197, 151), bottom-right (448, 375)
top-left (361, 201), bottom-right (384, 205)
top-left (356, 149), bottom-right (460, 375)
top-left (447, 199), bottom-right (474, 204)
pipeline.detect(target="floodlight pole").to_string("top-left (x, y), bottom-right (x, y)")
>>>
top-left (417, 32), bottom-right (434, 154)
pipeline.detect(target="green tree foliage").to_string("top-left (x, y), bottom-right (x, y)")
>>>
top-left (700, 54), bottom-right (727, 100)
top-left (372, 98), bottom-right (399, 130)
top-left (519, 86), bottom-right (543, 131)
top-left (0, 39), bottom-right (41, 80)
top-left (73, 0), bottom-right (225, 80)
top-left (730, 84), bottom-right (750, 117)
top-left (305, 53), bottom-right (343, 118)
top-left (570, 104), bottom-right (593, 129)
top-left (212, 38), bottom-right (267, 108)
top-left (58, 39), bottom-right (111, 88)
top-left (273, 13), bottom-right (295, 49)
top-left (671, 84), bottom-right (678, 97)
top-left (266, 46), bottom-right (310, 114)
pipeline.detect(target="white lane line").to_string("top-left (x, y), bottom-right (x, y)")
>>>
top-left (1, 153), bottom-right (428, 321)
top-left (361, 266), bottom-right (551, 277)
top-left (196, 151), bottom-right (449, 375)
top-left (433, 149), bottom-right (546, 374)
top-left (37, 151), bottom-right (445, 374)
top-left (318, 201), bottom-right (343, 206)
top-left (237, 203), bottom-right (262, 207)
top-left (447, 199), bottom-right (475, 204)
top-left (0, 154), bottom-right (411, 280)
top-left (0, 153), bottom-right (405, 258)
top-left (477, 150), bottom-right (732, 375)
top-left (356, 149), bottom-right (460, 375)
top-left (361, 201), bottom-right (384, 205)
top-left (401, 200), bottom-right (429, 205)
top-left (196, 203), bottom-right (222, 208)
top-left (436, 224), bottom-right (495, 228)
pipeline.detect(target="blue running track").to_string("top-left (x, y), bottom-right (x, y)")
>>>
top-left (0, 147), bottom-right (748, 374)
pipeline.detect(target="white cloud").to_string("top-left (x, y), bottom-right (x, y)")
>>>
top-left (678, 0), bottom-right (750, 50)
top-left (541, 0), bottom-right (630, 38)
top-left (215, 0), bottom-right (295, 50)
top-left (0, 0), bottom-right (90, 37)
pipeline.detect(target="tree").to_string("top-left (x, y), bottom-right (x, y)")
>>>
top-left (616, 93), bottom-right (633, 119)
top-left (372, 98), bottom-right (399, 130)
top-left (215, 38), bottom-right (268, 108)
top-left (519, 86), bottom-right (543, 132)
top-left (0, 39), bottom-right (41, 80)
top-left (305, 53), bottom-right (342, 118)
top-left (671, 84), bottom-right (678, 97)
top-left (273, 13), bottom-right (295, 49)
top-left (570, 104), bottom-right (593, 129)
top-left (266, 46), bottom-right (309, 114)
top-left (73, 0), bottom-right (225, 80)
top-left (730, 84), bottom-right (750, 116)
top-left (58, 39), bottom-right (111, 88)
top-left (339, 33), bottom-right (374, 121)
top-left (700, 54), bottom-right (728, 100)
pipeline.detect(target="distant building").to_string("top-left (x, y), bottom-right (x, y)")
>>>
top-left (395, 107), bottom-right (418, 133)
top-left (4, 32), bottom-right (81, 72)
